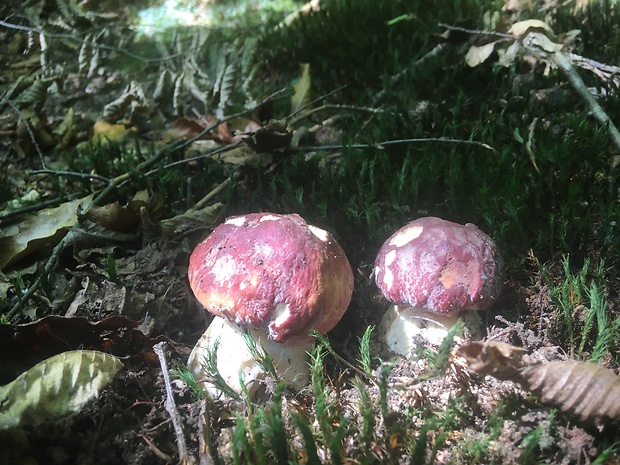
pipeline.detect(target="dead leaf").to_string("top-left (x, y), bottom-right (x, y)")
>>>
top-left (85, 190), bottom-right (151, 232)
top-left (290, 63), bottom-right (312, 114)
top-left (508, 19), bottom-right (554, 39)
top-left (0, 315), bottom-right (151, 385)
top-left (160, 202), bottom-right (224, 236)
top-left (457, 340), bottom-right (524, 380)
top-left (0, 350), bottom-right (123, 429)
top-left (212, 146), bottom-right (272, 167)
top-left (92, 120), bottom-right (135, 143)
top-left (497, 40), bottom-right (522, 67)
top-left (0, 194), bottom-right (94, 269)
top-left (521, 361), bottom-right (620, 430)
top-left (458, 341), bottom-right (620, 430)
top-left (522, 32), bottom-right (564, 54)
top-left (465, 42), bottom-right (497, 67)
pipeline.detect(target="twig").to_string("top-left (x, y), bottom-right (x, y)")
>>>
top-left (151, 140), bottom-right (245, 174)
top-left (287, 103), bottom-right (390, 128)
top-left (197, 401), bottom-right (216, 465)
top-left (290, 137), bottom-right (496, 153)
top-left (438, 22), bottom-right (514, 40)
top-left (8, 100), bottom-right (46, 169)
top-left (7, 228), bottom-right (78, 319)
top-left (521, 33), bottom-right (620, 154)
top-left (31, 169), bottom-right (111, 183)
top-left (285, 85), bottom-right (346, 122)
top-left (137, 434), bottom-right (173, 461)
top-left (0, 193), bottom-right (82, 223)
top-left (153, 342), bottom-right (195, 465)
top-left (193, 177), bottom-right (232, 210)
top-left (373, 43), bottom-right (448, 107)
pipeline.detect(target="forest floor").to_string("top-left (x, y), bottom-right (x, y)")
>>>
top-left (1, 0), bottom-right (619, 464)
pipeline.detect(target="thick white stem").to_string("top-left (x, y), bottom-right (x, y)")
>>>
top-left (378, 305), bottom-right (481, 357)
top-left (188, 316), bottom-right (312, 400)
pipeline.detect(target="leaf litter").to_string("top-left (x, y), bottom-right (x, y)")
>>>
top-left (1, 1), bottom-right (620, 464)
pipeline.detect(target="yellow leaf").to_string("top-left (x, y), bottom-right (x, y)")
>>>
top-left (465, 42), bottom-right (497, 67)
top-left (508, 19), bottom-right (554, 39)
top-left (290, 63), bottom-right (312, 115)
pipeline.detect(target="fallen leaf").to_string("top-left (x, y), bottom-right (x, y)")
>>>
top-left (290, 63), bottom-right (312, 115)
top-left (85, 190), bottom-right (151, 232)
top-left (0, 350), bottom-right (123, 429)
top-left (465, 42), bottom-right (497, 67)
top-left (0, 194), bottom-right (94, 270)
top-left (92, 120), bottom-right (135, 143)
top-left (0, 315), bottom-right (151, 384)
top-left (458, 341), bottom-right (620, 430)
top-left (508, 19), bottom-right (554, 39)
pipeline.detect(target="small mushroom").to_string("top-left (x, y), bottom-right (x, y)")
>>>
top-left (374, 217), bottom-right (503, 356)
top-left (187, 213), bottom-right (353, 399)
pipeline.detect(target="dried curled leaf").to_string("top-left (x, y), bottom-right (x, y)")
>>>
top-left (520, 361), bottom-right (620, 430)
top-left (0, 350), bottom-right (123, 430)
top-left (458, 341), bottom-right (620, 430)
top-left (456, 340), bottom-right (524, 380)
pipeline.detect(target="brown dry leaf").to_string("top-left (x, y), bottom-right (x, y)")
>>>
top-left (164, 117), bottom-right (206, 141)
top-left (212, 146), bottom-right (272, 167)
top-left (164, 116), bottom-right (240, 145)
top-left (85, 190), bottom-right (151, 232)
top-left (465, 42), bottom-right (497, 67)
top-left (457, 340), bottom-right (524, 380)
top-left (458, 341), bottom-right (620, 430)
top-left (520, 361), bottom-right (620, 430)
top-left (0, 194), bottom-right (94, 269)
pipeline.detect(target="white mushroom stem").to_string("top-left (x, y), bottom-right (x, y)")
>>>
top-left (188, 316), bottom-right (312, 400)
top-left (378, 305), bottom-right (482, 357)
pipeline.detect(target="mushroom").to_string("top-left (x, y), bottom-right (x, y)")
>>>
top-left (373, 217), bottom-right (503, 356)
top-left (187, 212), bottom-right (354, 399)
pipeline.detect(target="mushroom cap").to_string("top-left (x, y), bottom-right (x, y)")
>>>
top-left (188, 213), bottom-right (354, 345)
top-left (374, 217), bottom-right (502, 315)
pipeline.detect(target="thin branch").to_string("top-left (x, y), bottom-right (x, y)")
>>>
top-left (438, 22), bottom-right (515, 40)
top-left (521, 33), bottom-right (620, 154)
top-left (8, 101), bottom-right (47, 169)
top-left (31, 169), bottom-right (111, 183)
top-left (153, 342), bottom-right (195, 465)
top-left (0, 193), bottom-right (83, 223)
top-left (290, 137), bottom-right (496, 153)
top-left (287, 103), bottom-right (390, 128)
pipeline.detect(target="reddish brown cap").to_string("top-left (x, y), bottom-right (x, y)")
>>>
top-left (374, 217), bottom-right (502, 315)
top-left (188, 213), bottom-right (354, 345)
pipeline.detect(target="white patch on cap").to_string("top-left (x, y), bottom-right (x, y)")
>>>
top-left (308, 225), bottom-right (328, 242)
top-left (259, 214), bottom-right (280, 222)
top-left (272, 303), bottom-right (291, 328)
top-left (389, 225), bottom-right (424, 248)
top-left (226, 216), bottom-right (246, 227)
top-left (210, 255), bottom-right (237, 284)
top-left (381, 250), bottom-right (397, 290)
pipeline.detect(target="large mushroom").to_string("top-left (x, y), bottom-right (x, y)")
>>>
top-left (187, 213), bottom-right (353, 399)
top-left (374, 217), bottom-right (503, 356)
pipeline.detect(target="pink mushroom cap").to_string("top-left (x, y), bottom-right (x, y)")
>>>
top-left (188, 213), bottom-right (354, 345)
top-left (374, 217), bottom-right (503, 315)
